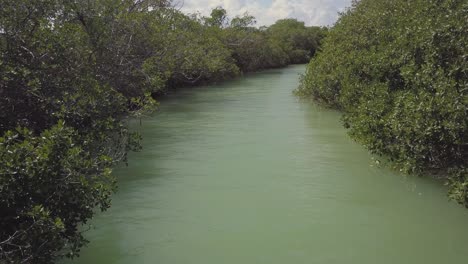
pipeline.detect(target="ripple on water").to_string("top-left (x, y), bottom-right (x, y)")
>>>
top-left (68, 65), bottom-right (468, 264)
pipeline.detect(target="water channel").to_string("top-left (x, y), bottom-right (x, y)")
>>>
top-left (70, 65), bottom-right (468, 264)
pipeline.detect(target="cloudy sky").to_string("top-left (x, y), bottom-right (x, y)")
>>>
top-left (175, 0), bottom-right (353, 26)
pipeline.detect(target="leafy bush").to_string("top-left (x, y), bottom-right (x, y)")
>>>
top-left (0, 123), bottom-right (116, 263)
top-left (297, 0), bottom-right (468, 205)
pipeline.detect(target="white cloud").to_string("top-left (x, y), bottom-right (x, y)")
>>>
top-left (175, 0), bottom-right (353, 26)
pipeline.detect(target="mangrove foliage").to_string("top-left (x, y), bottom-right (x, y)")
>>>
top-left (297, 0), bottom-right (467, 204)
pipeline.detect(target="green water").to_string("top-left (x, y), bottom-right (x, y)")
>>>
top-left (71, 65), bottom-right (468, 264)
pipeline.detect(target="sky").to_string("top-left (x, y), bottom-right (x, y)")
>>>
top-left (175, 0), bottom-right (353, 27)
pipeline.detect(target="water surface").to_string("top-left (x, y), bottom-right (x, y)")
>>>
top-left (71, 65), bottom-right (468, 264)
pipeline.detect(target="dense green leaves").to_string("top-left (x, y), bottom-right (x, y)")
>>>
top-left (0, 123), bottom-right (115, 263)
top-left (297, 0), bottom-right (468, 204)
top-left (221, 18), bottom-right (327, 72)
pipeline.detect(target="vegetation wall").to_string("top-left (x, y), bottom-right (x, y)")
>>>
top-left (297, 0), bottom-right (467, 205)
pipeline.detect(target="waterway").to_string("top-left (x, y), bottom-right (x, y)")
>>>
top-left (70, 65), bottom-right (468, 264)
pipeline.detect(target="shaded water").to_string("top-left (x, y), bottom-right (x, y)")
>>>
top-left (71, 65), bottom-right (468, 264)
